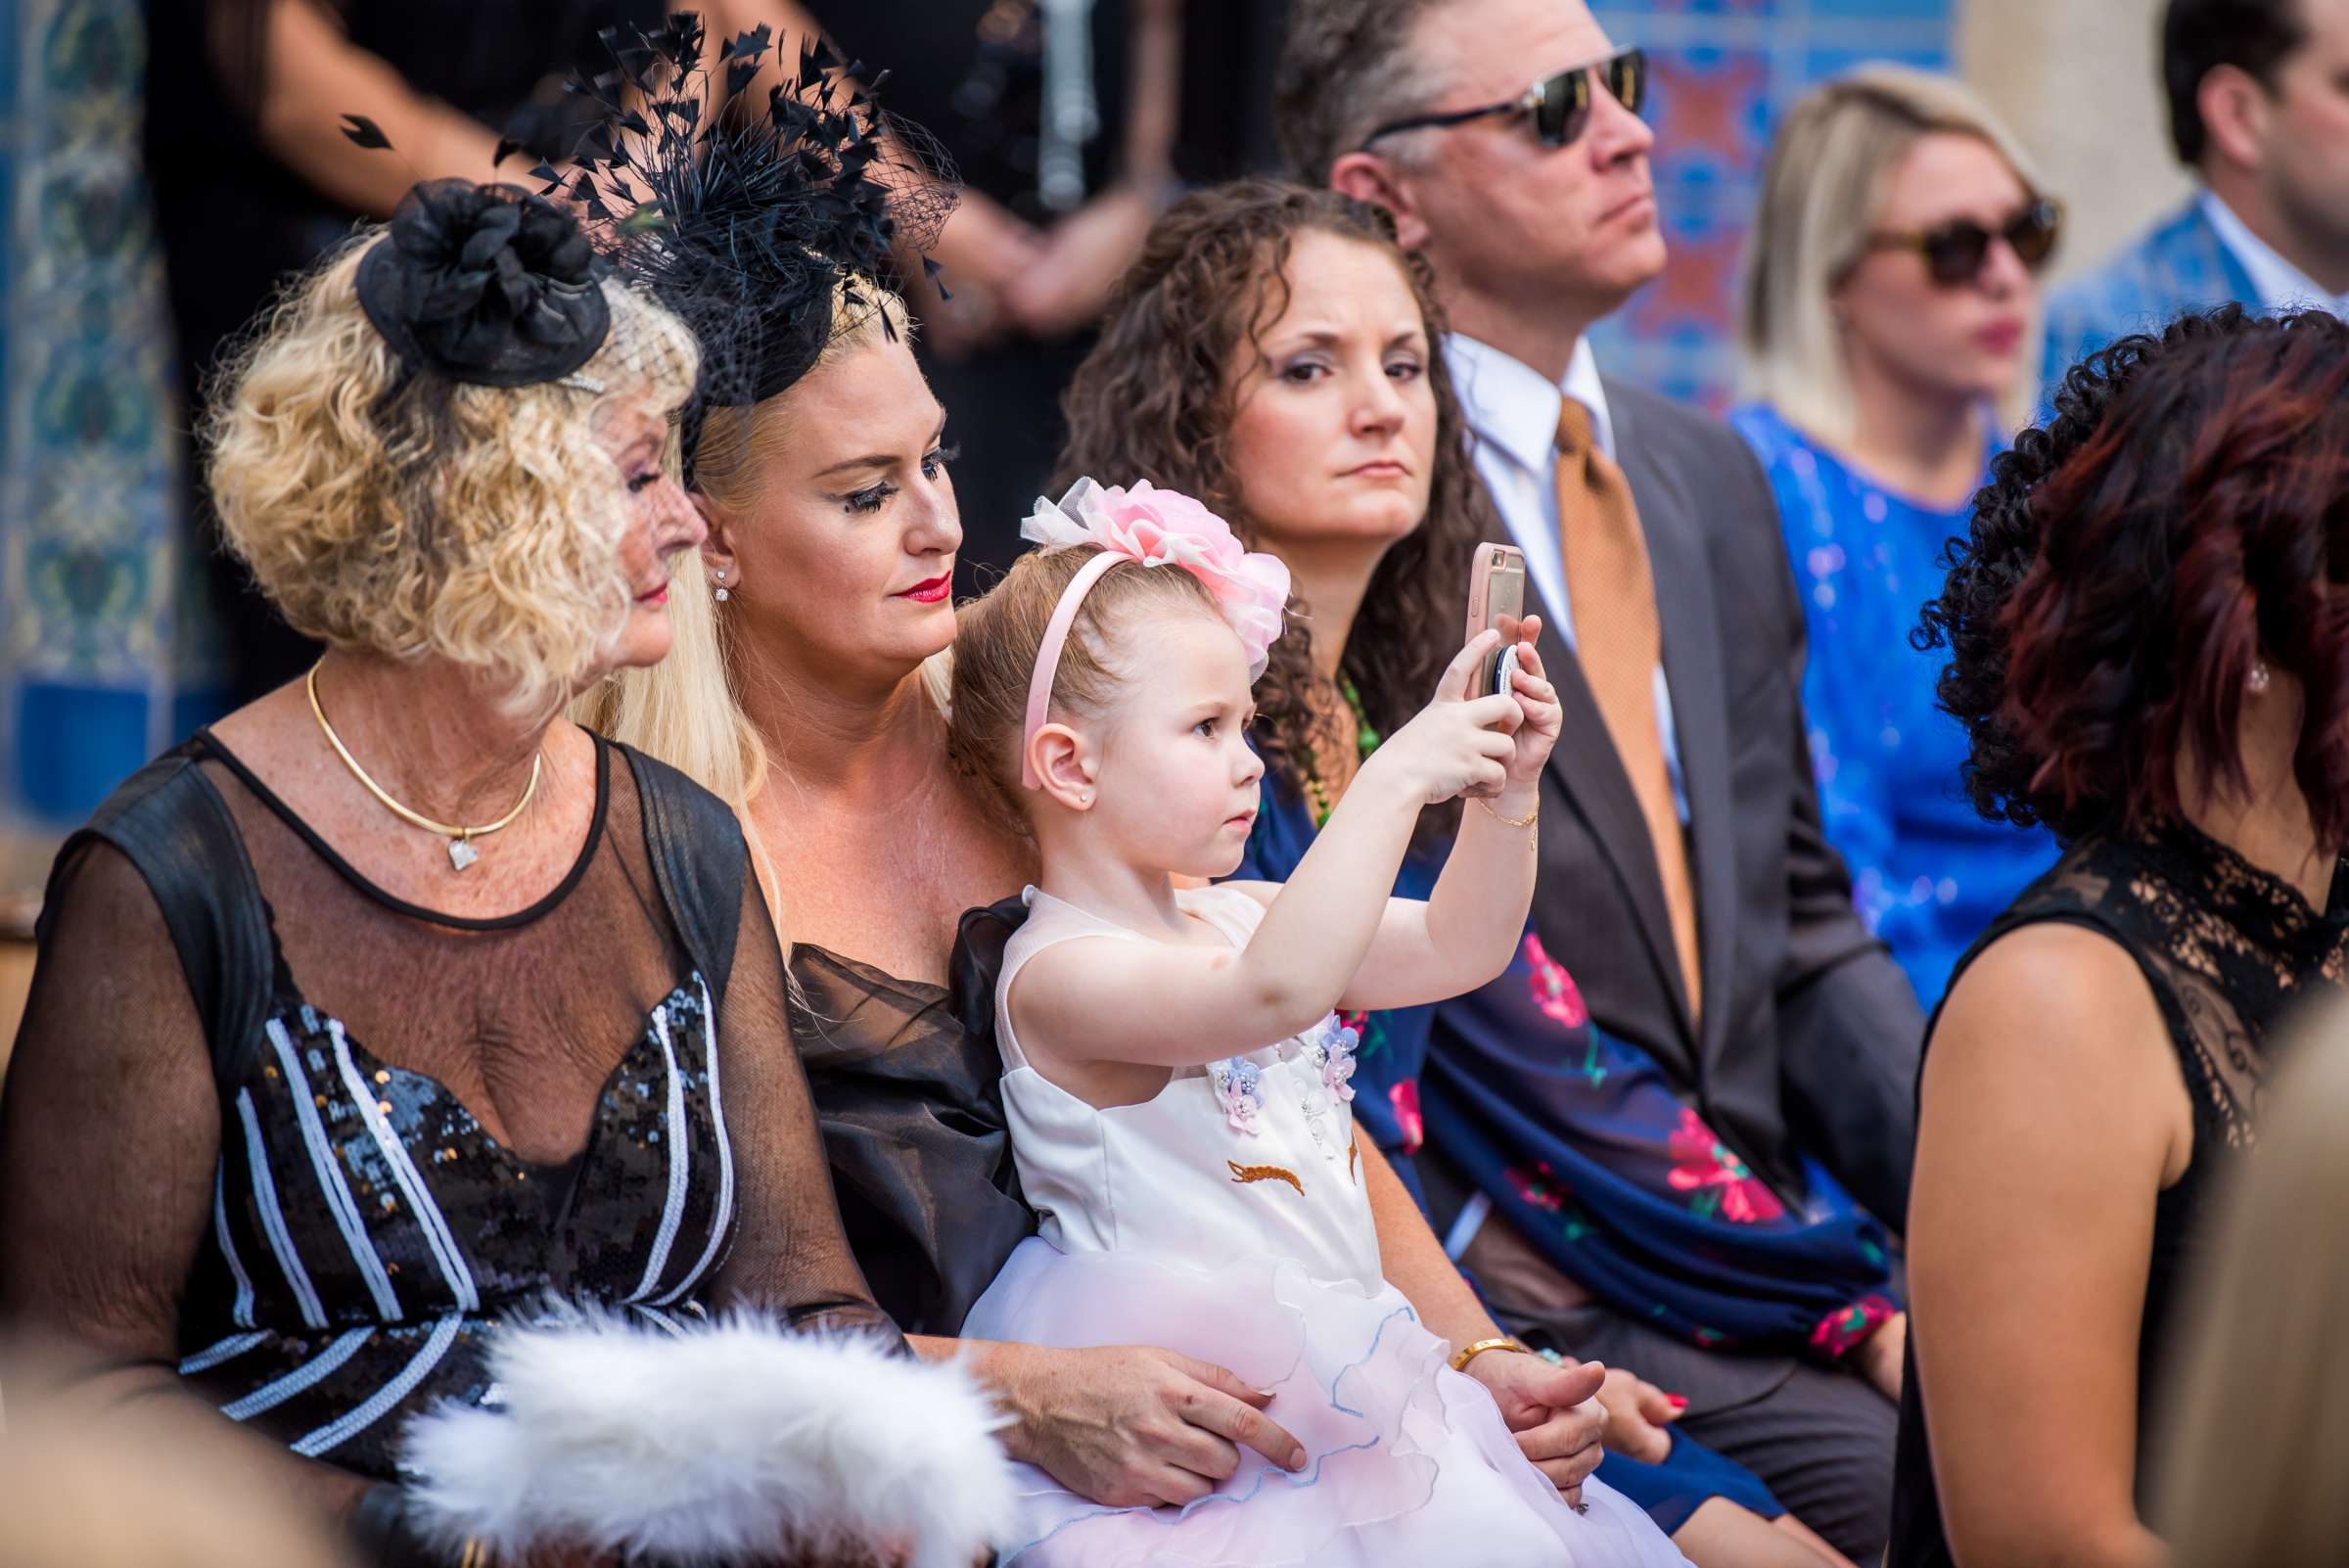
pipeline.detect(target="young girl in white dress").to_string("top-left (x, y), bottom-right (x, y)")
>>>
top-left (944, 478), bottom-right (1692, 1567)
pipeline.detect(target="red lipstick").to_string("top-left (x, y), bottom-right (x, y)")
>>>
top-left (896, 575), bottom-right (951, 604)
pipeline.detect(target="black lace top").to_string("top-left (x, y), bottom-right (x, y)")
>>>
top-left (1888, 820), bottom-right (2349, 1568)
top-left (1, 732), bottom-right (895, 1480)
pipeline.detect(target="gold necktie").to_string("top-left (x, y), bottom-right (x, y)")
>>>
top-left (1556, 400), bottom-right (1701, 1020)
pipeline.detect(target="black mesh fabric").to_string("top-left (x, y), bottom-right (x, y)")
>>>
top-left (1888, 819), bottom-right (2349, 1568)
top-left (1, 732), bottom-right (892, 1481)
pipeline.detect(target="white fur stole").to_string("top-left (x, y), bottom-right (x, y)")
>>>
top-left (399, 1308), bottom-right (1014, 1568)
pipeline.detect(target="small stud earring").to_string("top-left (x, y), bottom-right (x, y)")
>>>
top-left (713, 568), bottom-right (730, 604)
top-left (2249, 661), bottom-right (2272, 695)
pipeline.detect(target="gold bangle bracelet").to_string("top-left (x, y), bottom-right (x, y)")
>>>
top-left (1473, 795), bottom-right (1539, 829)
top-left (1449, 1335), bottom-right (1531, 1373)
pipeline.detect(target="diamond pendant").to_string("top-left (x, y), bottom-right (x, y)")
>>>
top-left (447, 837), bottom-right (480, 872)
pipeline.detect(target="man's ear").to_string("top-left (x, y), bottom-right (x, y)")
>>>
top-left (1329, 150), bottom-right (1431, 251)
top-left (2196, 63), bottom-right (2275, 175)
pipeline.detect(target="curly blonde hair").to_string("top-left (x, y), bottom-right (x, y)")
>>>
top-left (207, 233), bottom-right (701, 716)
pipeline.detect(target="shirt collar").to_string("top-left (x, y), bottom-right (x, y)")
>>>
top-left (2199, 188), bottom-right (2349, 315)
top-left (1445, 334), bottom-right (1617, 472)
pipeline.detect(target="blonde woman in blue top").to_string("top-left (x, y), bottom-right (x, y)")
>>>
top-left (1733, 67), bottom-right (2062, 1007)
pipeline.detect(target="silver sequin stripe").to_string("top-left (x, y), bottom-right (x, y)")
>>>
top-left (266, 1019), bottom-right (403, 1320)
top-left (327, 1019), bottom-right (482, 1313)
top-left (653, 979), bottom-right (732, 1307)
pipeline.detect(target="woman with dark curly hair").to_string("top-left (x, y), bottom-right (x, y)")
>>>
top-left (1056, 177), bottom-right (1868, 1568)
top-left (1891, 305), bottom-right (2349, 1568)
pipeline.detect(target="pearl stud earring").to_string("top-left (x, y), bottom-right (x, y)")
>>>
top-left (2249, 661), bottom-right (2272, 695)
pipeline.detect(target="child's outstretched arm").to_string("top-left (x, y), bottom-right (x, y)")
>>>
top-left (1013, 633), bottom-right (1523, 1072)
top-left (1292, 623), bottom-right (1562, 1012)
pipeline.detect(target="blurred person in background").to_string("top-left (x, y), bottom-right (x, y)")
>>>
top-left (815, 0), bottom-right (1186, 592)
top-left (2042, 0), bottom-right (2349, 382)
top-left (1733, 67), bottom-right (2063, 1011)
top-left (145, 0), bottom-right (1068, 704)
top-left (2155, 1002), bottom-right (2349, 1568)
top-left (1279, 1), bottom-right (1922, 1556)
top-left (1, 1347), bottom-right (350, 1568)
top-left (1895, 307), bottom-right (2349, 1568)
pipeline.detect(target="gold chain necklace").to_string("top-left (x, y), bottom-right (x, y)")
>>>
top-left (305, 662), bottom-right (541, 871)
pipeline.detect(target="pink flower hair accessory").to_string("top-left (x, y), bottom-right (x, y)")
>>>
top-left (1018, 477), bottom-right (1291, 791)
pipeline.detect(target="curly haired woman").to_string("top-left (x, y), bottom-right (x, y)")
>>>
top-left (0, 176), bottom-right (937, 1566)
top-left (1891, 306), bottom-right (2349, 1568)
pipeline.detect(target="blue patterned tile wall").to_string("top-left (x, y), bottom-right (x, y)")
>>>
top-left (2, 0), bottom-right (216, 855)
top-left (1589, 0), bottom-right (1958, 407)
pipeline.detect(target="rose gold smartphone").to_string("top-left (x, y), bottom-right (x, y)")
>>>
top-left (1465, 543), bottom-right (1526, 697)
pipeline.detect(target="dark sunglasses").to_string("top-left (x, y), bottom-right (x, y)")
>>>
top-left (1862, 200), bottom-right (2064, 286)
top-left (1359, 48), bottom-right (1648, 152)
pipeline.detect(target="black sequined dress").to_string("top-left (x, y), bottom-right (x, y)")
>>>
top-left (4, 731), bottom-right (894, 1480)
top-left (1888, 820), bottom-right (2349, 1568)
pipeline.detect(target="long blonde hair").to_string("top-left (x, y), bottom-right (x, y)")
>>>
top-left (1738, 64), bottom-right (2050, 444)
top-left (2156, 1001), bottom-right (2349, 1566)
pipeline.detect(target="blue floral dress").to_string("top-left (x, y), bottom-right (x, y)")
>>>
top-left (1731, 403), bottom-right (2059, 1008)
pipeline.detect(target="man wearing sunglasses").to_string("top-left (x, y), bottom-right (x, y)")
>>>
top-left (1276, 2), bottom-right (1922, 1561)
top-left (2044, 0), bottom-right (2349, 385)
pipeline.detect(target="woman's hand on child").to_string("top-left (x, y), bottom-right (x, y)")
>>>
top-left (1498, 617), bottom-right (1563, 795)
top-left (1362, 629), bottom-right (1526, 807)
top-left (1462, 1351), bottom-right (1607, 1508)
top-left (995, 1343), bottom-right (1309, 1508)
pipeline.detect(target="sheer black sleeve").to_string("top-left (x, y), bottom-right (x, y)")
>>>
top-left (0, 842), bottom-right (365, 1511)
top-left (706, 873), bottom-right (905, 1350)
top-left (5, 842), bottom-right (219, 1358)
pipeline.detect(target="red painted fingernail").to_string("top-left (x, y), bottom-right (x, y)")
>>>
top-left (1667, 1395), bottom-right (1688, 1408)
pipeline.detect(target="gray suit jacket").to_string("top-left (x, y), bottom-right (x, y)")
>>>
top-left (1512, 377), bottom-right (1923, 1225)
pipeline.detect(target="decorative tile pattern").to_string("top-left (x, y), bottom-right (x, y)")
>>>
top-left (2, 0), bottom-right (215, 843)
top-left (1590, 0), bottom-right (1958, 407)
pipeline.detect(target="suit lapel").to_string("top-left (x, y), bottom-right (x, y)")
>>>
top-left (1606, 385), bottom-right (1738, 1073)
top-left (1521, 529), bottom-right (1699, 1074)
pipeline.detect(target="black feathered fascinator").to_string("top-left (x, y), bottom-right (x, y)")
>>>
top-left (552, 13), bottom-right (955, 458)
top-left (354, 176), bottom-right (612, 388)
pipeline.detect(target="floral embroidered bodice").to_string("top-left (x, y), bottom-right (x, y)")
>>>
top-left (991, 886), bottom-right (1380, 1292)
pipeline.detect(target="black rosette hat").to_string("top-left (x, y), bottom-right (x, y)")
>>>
top-left (548, 12), bottom-right (957, 473)
top-left (355, 178), bottom-right (612, 388)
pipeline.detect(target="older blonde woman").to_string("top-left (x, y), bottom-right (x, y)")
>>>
top-left (0, 177), bottom-right (901, 1563)
top-left (1732, 66), bottom-right (2064, 1009)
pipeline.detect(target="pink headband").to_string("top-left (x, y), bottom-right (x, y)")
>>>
top-left (1020, 478), bottom-right (1291, 790)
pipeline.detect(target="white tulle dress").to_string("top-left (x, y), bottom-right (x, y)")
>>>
top-left (961, 886), bottom-right (1692, 1567)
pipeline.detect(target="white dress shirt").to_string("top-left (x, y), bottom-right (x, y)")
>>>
top-left (1444, 333), bottom-right (1688, 820)
top-left (2201, 189), bottom-right (2349, 317)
